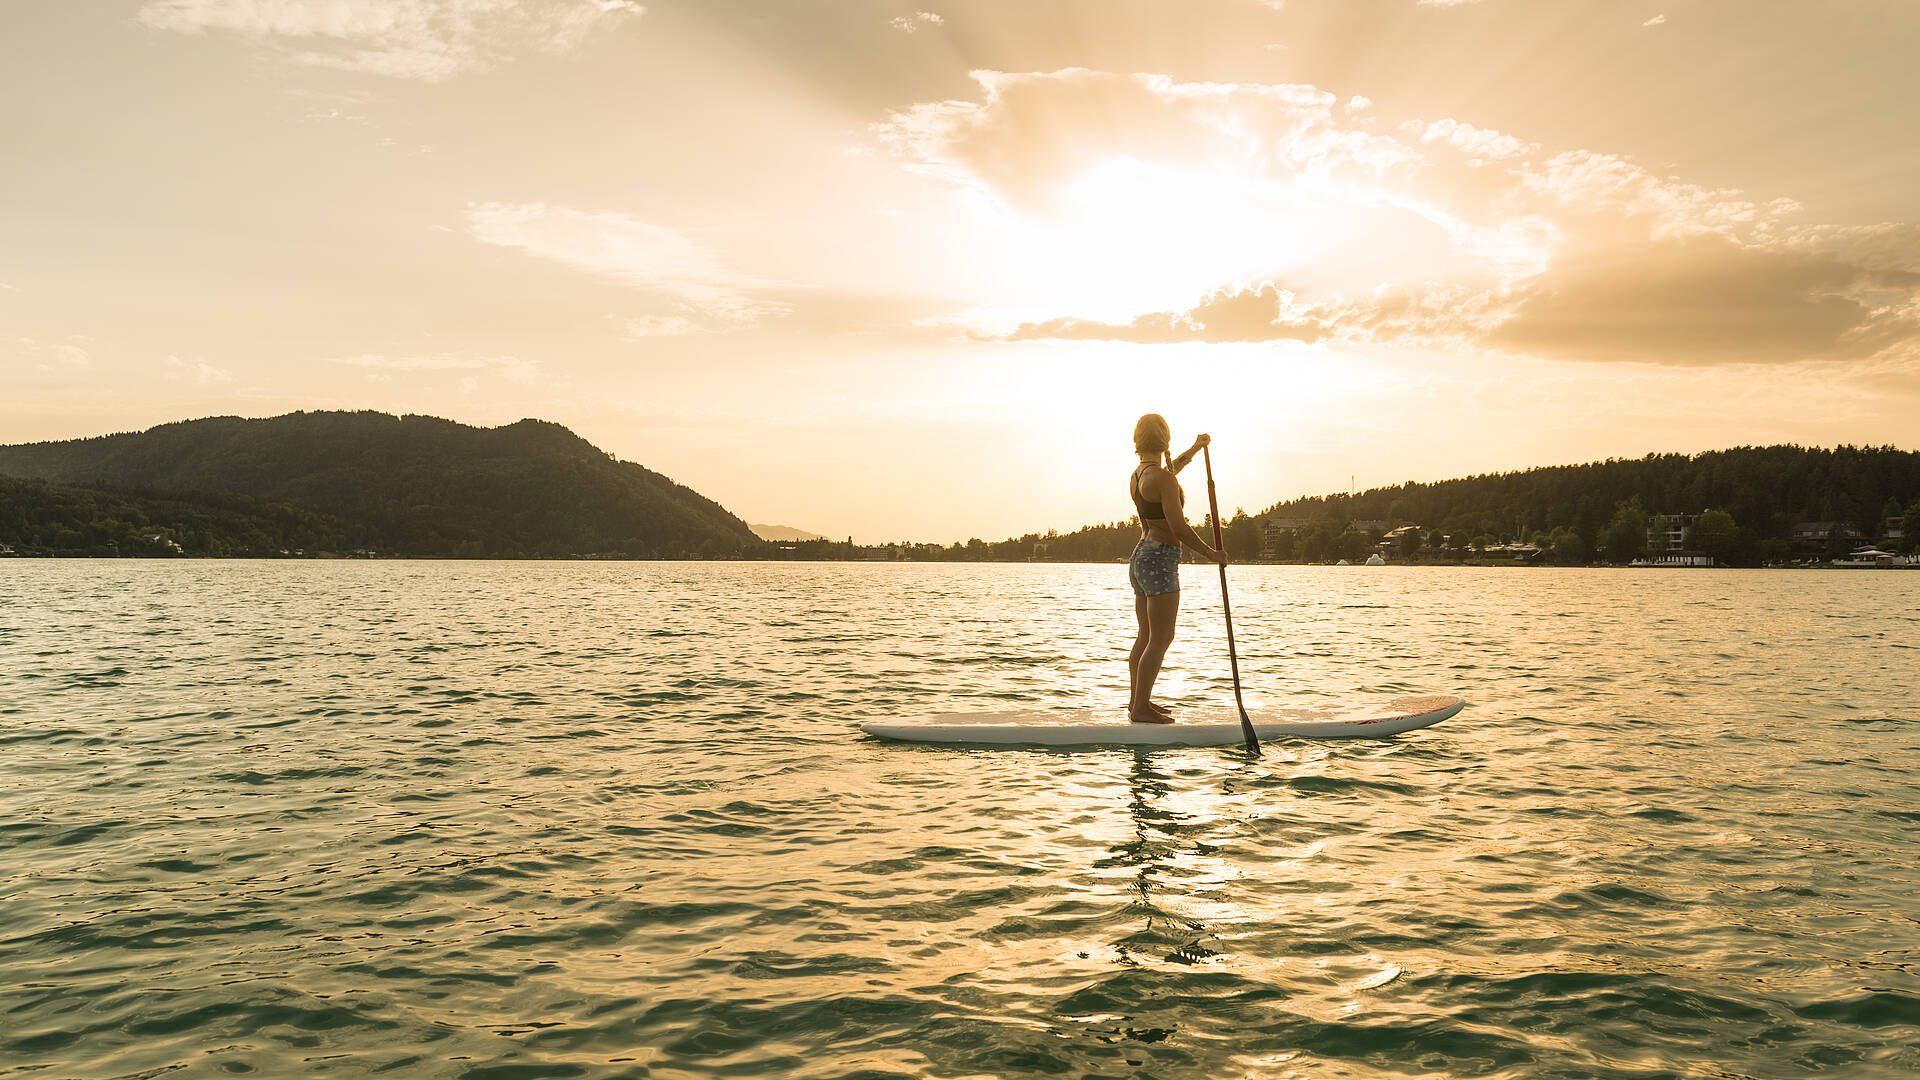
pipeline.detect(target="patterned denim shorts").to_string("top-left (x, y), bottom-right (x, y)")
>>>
top-left (1129, 538), bottom-right (1181, 597)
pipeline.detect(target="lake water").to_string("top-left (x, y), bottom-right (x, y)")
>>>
top-left (2, 561), bottom-right (1917, 1080)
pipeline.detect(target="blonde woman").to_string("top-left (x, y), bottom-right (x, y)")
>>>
top-left (1128, 414), bottom-right (1227, 724)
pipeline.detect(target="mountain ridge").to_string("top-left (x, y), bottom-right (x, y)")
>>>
top-left (0, 411), bottom-right (759, 558)
top-left (751, 524), bottom-right (829, 542)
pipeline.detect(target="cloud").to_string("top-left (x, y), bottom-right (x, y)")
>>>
top-left (994, 235), bottom-right (1920, 365)
top-left (136, 0), bottom-right (641, 81)
top-left (164, 356), bottom-right (234, 383)
top-left (465, 202), bottom-right (791, 327)
top-left (1643, 14), bottom-right (1667, 27)
top-left (878, 70), bottom-right (1420, 216)
top-left (1489, 234), bottom-right (1920, 364)
top-left (1420, 117), bottom-right (1534, 161)
top-left (619, 314), bottom-right (700, 337)
top-left (890, 11), bottom-right (944, 33)
top-left (881, 68), bottom-right (1920, 366)
top-left (998, 281), bottom-right (1501, 348)
top-left (328, 352), bottom-right (543, 384)
top-left (14, 337), bottom-right (93, 371)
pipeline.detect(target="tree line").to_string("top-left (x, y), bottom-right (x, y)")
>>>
top-left (0, 477), bottom-right (358, 557)
top-left (6, 431), bottom-right (1915, 564)
top-left (909, 445), bottom-right (1920, 566)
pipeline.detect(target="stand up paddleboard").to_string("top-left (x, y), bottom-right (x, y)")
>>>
top-left (861, 694), bottom-right (1464, 747)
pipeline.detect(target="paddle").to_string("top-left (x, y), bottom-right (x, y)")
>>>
top-left (1201, 445), bottom-right (1261, 758)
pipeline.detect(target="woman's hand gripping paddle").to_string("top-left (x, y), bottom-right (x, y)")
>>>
top-left (1202, 445), bottom-right (1261, 758)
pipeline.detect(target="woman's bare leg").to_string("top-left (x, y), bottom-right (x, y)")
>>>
top-left (1128, 590), bottom-right (1180, 723)
top-left (1129, 598), bottom-right (1174, 719)
top-left (1129, 595), bottom-right (1149, 705)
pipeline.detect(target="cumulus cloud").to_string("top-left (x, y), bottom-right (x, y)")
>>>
top-left (995, 235), bottom-right (1920, 365)
top-left (890, 11), bottom-right (944, 33)
top-left (1420, 117), bottom-right (1534, 161)
top-left (880, 67), bottom-right (1920, 366)
top-left (1490, 235), bottom-right (1920, 364)
top-left (466, 202), bottom-right (791, 327)
top-left (878, 70), bottom-right (1421, 215)
top-left (136, 0), bottom-right (641, 81)
top-left (1000, 281), bottom-right (1503, 348)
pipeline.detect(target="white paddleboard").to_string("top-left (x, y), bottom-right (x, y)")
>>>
top-left (861, 694), bottom-right (1465, 747)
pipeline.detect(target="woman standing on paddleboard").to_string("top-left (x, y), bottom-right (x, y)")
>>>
top-left (1128, 414), bottom-right (1227, 724)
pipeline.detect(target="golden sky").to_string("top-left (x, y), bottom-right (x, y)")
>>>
top-left (5, 0), bottom-right (1918, 542)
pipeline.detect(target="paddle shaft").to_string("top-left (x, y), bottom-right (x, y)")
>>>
top-left (1201, 446), bottom-right (1261, 757)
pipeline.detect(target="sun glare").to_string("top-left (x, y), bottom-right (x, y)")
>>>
top-left (1002, 340), bottom-right (1366, 528)
top-left (994, 157), bottom-right (1343, 323)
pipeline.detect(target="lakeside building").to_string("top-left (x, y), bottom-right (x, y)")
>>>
top-left (1631, 552), bottom-right (1714, 567)
top-left (1833, 548), bottom-right (1916, 568)
top-left (1477, 541), bottom-right (1543, 561)
top-left (1646, 513), bottom-right (1697, 553)
top-left (1376, 524), bottom-right (1427, 557)
top-left (1884, 517), bottom-right (1906, 544)
top-left (1791, 521), bottom-right (1868, 544)
top-left (1259, 518), bottom-right (1310, 560)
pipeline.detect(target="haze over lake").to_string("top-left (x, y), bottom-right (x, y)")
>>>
top-left (4, 561), bottom-right (1916, 1079)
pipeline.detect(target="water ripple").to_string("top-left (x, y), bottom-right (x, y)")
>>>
top-left (1, 562), bottom-right (1916, 1078)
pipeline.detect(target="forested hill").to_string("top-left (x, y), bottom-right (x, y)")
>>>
top-left (994, 444), bottom-right (1920, 565)
top-left (1256, 445), bottom-right (1919, 543)
top-left (0, 411), bottom-right (758, 558)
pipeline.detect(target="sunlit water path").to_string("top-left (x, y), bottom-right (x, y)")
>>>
top-left (2, 561), bottom-right (1916, 1079)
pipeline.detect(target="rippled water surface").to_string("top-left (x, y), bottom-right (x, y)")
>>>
top-left (3, 561), bottom-right (1917, 1079)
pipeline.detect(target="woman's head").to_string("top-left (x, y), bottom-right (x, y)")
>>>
top-left (1133, 413), bottom-right (1171, 458)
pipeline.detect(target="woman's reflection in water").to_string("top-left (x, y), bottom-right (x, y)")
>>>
top-left (1104, 750), bottom-right (1223, 967)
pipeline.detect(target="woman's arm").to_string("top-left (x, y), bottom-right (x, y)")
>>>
top-left (1158, 478), bottom-right (1228, 564)
top-left (1166, 433), bottom-right (1211, 475)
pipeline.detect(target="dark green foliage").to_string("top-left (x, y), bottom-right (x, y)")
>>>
top-left (1545, 526), bottom-right (1586, 565)
top-left (1259, 446), bottom-right (1920, 553)
top-left (0, 476), bottom-right (355, 556)
top-left (1225, 510), bottom-right (1264, 560)
top-left (1600, 498), bottom-right (1649, 564)
top-left (969, 445), bottom-right (1920, 564)
top-left (1689, 509), bottom-right (1740, 562)
top-left (0, 411), bottom-right (760, 558)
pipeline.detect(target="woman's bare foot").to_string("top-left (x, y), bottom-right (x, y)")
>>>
top-left (1148, 701), bottom-right (1175, 720)
top-left (1128, 704), bottom-right (1175, 724)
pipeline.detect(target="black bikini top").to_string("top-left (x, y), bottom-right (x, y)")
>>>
top-left (1131, 464), bottom-right (1167, 521)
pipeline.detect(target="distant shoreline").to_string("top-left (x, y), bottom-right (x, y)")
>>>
top-left (6, 553), bottom-right (1913, 569)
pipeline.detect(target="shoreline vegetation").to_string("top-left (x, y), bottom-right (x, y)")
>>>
top-left (3, 412), bottom-right (1917, 566)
